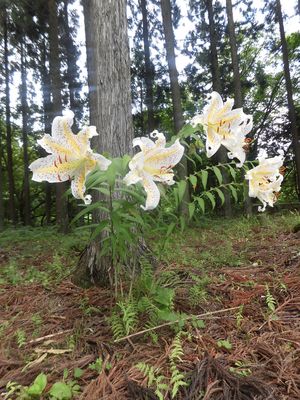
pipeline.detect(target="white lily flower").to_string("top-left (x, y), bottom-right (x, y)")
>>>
top-left (191, 91), bottom-right (252, 166)
top-left (245, 151), bottom-right (284, 212)
top-left (124, 130), bottom-right (184, 210)
top-left (29, 111), bottom-right (111, 204)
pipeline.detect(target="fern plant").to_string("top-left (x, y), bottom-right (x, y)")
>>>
top-left (109, 300), bottom-right (138, 339)
top-left (265, 285), bottom-right (276, 313)
top-left (169, 333), bottom-right (187, 398)
top-left (136, 362), bottom-right (168, 400)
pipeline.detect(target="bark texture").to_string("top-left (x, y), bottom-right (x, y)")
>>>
top-left (75, 0), bottom-right (134, 286)
top-left (276, 0), bottom-right (300, 197)
top-left (4, 9), bottom-right (17, 224)
top-left (20, 38), bottom-right (31, 225)
top-left (0, 125), bottom-right (4, 231)
top-left (48, 0), bottom-right (69, 232)
top-left (226, 0), bottom-right (242, 108)
top-left (226, 0), bottom-right (252, 215)
top-left (41, 39), bottom-right (53, 225)
top-left (160, 0), bottom-right (190, 213)
top-left (207, 0), bottom-right (232, 217)
top-left (141, 0), bottom-right (155, 133)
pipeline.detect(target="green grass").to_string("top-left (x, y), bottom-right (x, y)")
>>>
top-left (0, 226), bottom-right (89, 286)
top-left (155, 212), bottom-right (298, 270)
top-left (0, 212), bottom-right (298, 288)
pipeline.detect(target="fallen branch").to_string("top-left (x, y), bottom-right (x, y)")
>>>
top-left (27, 329), bottom-right (73, 344)
top-left (114, 306), bottom-right (239, 343)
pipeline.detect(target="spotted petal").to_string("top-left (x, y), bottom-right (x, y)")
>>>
top-left (144, 139), bottom-right (184, 172)
top-left (141, 174), bottom-right (160, 211)
top-left (30, 155), bottom-right (81, 183)
top-left (71, 168), bottom-right (91, 205)
top-left (51, 111), bottom-right (81, 154)
top-left (206, 126), bottom-right (222, 158)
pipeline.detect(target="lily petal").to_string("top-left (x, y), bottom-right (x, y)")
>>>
top-left (30, 155), bottom-right (80, 183)
top-left (141, 174), bottom-right (160, 211)
top-left (91, 153), bottom-right (112, 171)
top-left (145, 139), bottom-right (184, 172)
top-left (133, 137), bottom-right (155, 152)
top-left (51, 111), bottom-right (81, 154)
top-left (71, 168), bottom-right (91, 204)
top-left (37, 135), bottom-right (73, 156)
top-left (206, 126), bottom-right (222, 158)
top-left (124, 170), bottom-right (142, 185)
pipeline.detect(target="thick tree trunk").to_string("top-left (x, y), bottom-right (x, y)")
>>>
top-left (4, 9), bottom-right (17, 225)
top-left (41, 39), bottom-right (53, 225)
top-left (207, 0), bottom-right (232, 217)
top-left (20, 39), bottom-right (31, 225)
top-left (226, 0), bottom-right (242, 108)
top-left (48, 0), bottom-right (69, 233)
top-left (226, 0), bottom-right (252, 215)
top-left (160, 0), bottom-right (190, 214)
top-left (63, 0), bottom-right (80, 127)
top-left (276, 0), bottom-right (300, 198)
top-left (141, 0), bottom-right (155, 134)
top-left (74, 0), bottom-right (134, 286)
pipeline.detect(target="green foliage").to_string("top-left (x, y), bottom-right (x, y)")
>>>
top-left (109, 301), bottom-right (138, 339)
top-left (236, 305), bottom-right (244, 329)
top-left (88, 357), bottom-right (112, 376)
top-left (169, 333), bottom-right (187, 398)
top-left (16, 329), bottom-right (26, 348)
top-left (135, 362), bottom-right (168, 400)
top-left (188, 274), bottom-right (210, 307)
top-left (217, 339), bottom-right (232, 350)
top-left (25, 373), bottom-right (47, 398)
top-left (265, 285), bottom-right (276, 313)
top-left (229, 361), bottom-right (252, 377)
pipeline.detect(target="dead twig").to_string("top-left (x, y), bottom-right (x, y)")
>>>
top-left (114, 307), bottom-right (239, 343)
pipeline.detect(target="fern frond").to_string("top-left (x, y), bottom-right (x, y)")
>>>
top-left (109, 300), bottom-right (138, 339)
top-left (170, 333), bottom-right (184, 362)
top-left (169, 333), bottom-right (187, 398)
top-left (136, 362), bottom-right (167, 399)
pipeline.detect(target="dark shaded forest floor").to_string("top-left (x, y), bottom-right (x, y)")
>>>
top-left (0, 213), bottom-right (299, 399)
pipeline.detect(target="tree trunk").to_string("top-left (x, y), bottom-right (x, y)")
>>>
top-left (160, 0), bottom-right (190, 215)
top-left (226, 0), bottom-right (252, 215)
top-left (41, 38), bottom-right (53, 225)
top-left (226, 0), bottom-right (242, 108)
top-left (74, 0), bottom-right (134, 286)
top-left (63, 0), bottom-right (80, 127)
top-left (48, 0), bottom-right (69, 233)
top-left (20, 38), bottom-right (31, 225)
top-left (207, 0), bottom-right (232, 217)
top-left (276, 0), bottom-right (300, 198)
top-left (141, 0), bottom-right (155, 134)
top-left (4, 9), bottom-right (17, 225)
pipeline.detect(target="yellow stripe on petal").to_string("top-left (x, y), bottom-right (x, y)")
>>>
top-left (39, 135), bottom-right (74, 156)
top-left (71, 168), bottom-right (88, 203)
top-left (141, 174), bottom-right (160, 211)
top-left (30, 155), bottom-right (82, 183)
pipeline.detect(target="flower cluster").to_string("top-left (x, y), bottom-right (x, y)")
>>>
top-left (30, 111), bottom-right (111, 205)
top-left (245, 151), bottom-right (285, 212)
top-left (29, 92), bottom-right (285, 212)
top-left (124, 131), bottom-right (184, 210)
top-left (191, 91), bottom-right (252, 167)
